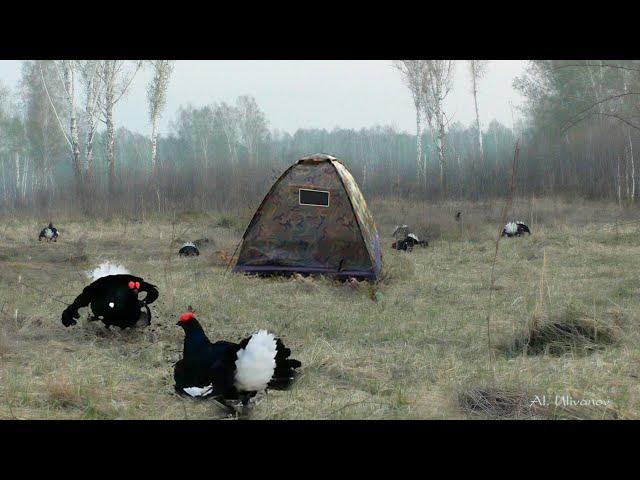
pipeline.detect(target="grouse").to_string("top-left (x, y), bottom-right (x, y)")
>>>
top-left (174, 312), bottom-right (301, 409)
top-left (178, 242), bottom-right (200, 257)
top-left (61, 274), bottom-right (159, 329)
top-left (392, 233), bottom-right (428, 251)
top-left (502, 221), bottom-right (531, 238)
top-left (38, 222), bottom-right (59, 242)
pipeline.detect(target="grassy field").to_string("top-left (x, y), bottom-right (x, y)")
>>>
top-left (1, 197), bottom-right (639, 419)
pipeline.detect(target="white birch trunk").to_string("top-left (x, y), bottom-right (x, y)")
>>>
top-left (151, 117), bottom-right (158, 175)
top-left (416, 106), bottom-right (423, 179)
top-left (436, 107), bottom-right (446, 194)
top-left (625, 152), bottom-right (630, 202)
top-left (15, 151), bottom-right (20, 202)
top-left (22, 156), bottom-right (29, 201)
top-left (632, 137), bottom-right (636, 203)
top-left (84, 73), bottom-right (98, 182)
top-left (617, 155), bottom-right (622, 208)
top-left (104, 67), bottom-right (116, 195)
top-left (63, 61), bottom-right (82, 194)
top-left (471, 63), bottom-right (484, 161)
top-left (1, 157), bottom-right (7, 205)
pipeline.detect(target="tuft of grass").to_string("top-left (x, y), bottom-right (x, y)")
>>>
top-left (458, 387), bottom-right (541, 419)
top-left (378, 251), bottom-right (415, 285)
top-left (44, 375), bottom-right (87, 409)
top-left (216, 214), bottom-right (244, 231)
top-left (501, 304), bottom-right (623, 357)
top-left (458, 386), bottom-right (620, 420)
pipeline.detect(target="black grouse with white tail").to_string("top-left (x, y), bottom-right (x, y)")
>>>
top-left (178, 242), bottom-right (200, 257)
top-left (39, 222), bottom-right (59, 242)
top-left (392, 233), bottom-right (428, 251)
top-left (174, 312), bottom-right (301, 407)
top-left (61, 274), bottom-right (159, 329)
top-left (501, 221), bottom-right (531, 238)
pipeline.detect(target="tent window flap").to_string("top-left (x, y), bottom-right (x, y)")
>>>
top-left (299, 188), bottom-right (330, 207)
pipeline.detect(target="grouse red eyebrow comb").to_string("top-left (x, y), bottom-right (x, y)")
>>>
top-left (179, 312), bottom-right (196, 323)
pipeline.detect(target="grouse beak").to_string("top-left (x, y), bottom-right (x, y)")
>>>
top-left (176, 321), bottom-right (182, 326)
top-left (133, 289), bottom-right (139, 294)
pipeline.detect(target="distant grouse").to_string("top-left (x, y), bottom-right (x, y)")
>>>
top-left (174, 312), bottom-right (301, 409)
top-left (178, 242), bottom-right (200, 257)
top-left (502, 221), bottom-right (531, 238)
top-left (38, 222), bottom-right (59, 242)
top-left (392, 225), bottom-right (410, 240)
top-left (392, 233), bottom-right (428, 251)
top-left (61, 274), bottom-right (159, 329)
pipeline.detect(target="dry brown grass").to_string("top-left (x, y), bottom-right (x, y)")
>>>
top-left (458, 387), bottom-right (542, 419)
top-left (0, 199), bottom-right (639, 419)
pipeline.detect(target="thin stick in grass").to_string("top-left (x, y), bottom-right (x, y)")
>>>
top-left (486, 141), bottom-right (520, 365)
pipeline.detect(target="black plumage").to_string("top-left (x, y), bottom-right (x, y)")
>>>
top-left (61, 274), bottom-right (159, 329)
top-left (178, 242), bottom-right (200, 257)
top-left (392, 233), bottom-right (428, 251)
top-left (38, 222), bottom-right (59, 242)
top-left (501, 221), bottom-right (531, 238)
top-left (174, 313), bottom-right (301, 408)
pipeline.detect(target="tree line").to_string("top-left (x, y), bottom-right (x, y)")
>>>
top-left (1, 60), bottom-right (638, 215)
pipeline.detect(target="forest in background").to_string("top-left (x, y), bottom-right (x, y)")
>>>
top-left (0, 60), bottom-right (638, 216)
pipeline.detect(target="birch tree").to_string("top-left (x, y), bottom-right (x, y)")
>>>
top-left (146, 60), bottom-right (174, 176)
top-left (38, 60), bottom-right (83, 195)
top-left (78, 61), bottom-right (103, 183)
top-left (236, 95), bottom-right (269, 166)
top-left (393, 60), bottom-right (427, 179)
top-left (468, 60), bottom-right (489, 161)
top-left (20, 61), bottom-right (66, 204)
top-left (422, 60), bottom-right (455, 194)
top-left (96, 60), bottom-right (142, 195)
top-left (214, 101), bottom-right (240, 168)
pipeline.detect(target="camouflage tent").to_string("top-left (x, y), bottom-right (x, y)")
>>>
top-left (232, 154), bottom-right (382, 280)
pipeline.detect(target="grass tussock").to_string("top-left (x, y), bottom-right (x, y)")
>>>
top-left (458, 387), bottom-right (542, 419)
top-left (44, 375), bottom-right (89, 409)
top-left (215, 213), bottom-right (247, 232)
top-left (378, 251), bottom-right (415, 285)
top-left (501, 304), bottom-right (624, 357)
top-left (458, 386), bottom-right (620, 420)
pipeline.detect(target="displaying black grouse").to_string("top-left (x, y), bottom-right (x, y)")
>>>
top-left (501, 221), bottom-right (531, 238)
top-left (61, 274), bottom-right (159, 329)
top-left (392, 233), bottom-right (428, 251)
top-left (174, 312), bottom-right (301, 409)
top-left (391, 224), bottom-right (428, 251)
top-left (38, 222), bottom-right (59, 242)
top-left (178, 242), bottom-right (200, 257)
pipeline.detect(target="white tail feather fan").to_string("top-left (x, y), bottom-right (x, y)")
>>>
top-left (88, 261), bottom-right (130, 282)
top-left (181, 241), bottom-right (196, 248)
top-left (183, 385), bottom-right (213, 397)
top-left (234, 330), bottom-right (277, 392)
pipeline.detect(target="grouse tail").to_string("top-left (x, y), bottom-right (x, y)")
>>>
top-left (234, 330), bottom-right (278, 392)
top-left (268, 338), bottom-right (302, 390)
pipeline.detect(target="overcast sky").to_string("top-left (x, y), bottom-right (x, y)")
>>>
top-left (0, 60), bottom-right (527, 136)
